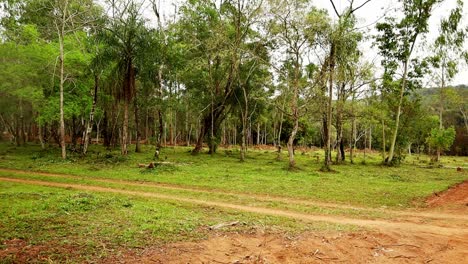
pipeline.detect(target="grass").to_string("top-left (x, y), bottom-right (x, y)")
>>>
top-left (0, 143), bottom-right (466, 207)
top-left (1, 181), bottom-right (353, 263)
top-left (0, 142), bottom-right (466, 262)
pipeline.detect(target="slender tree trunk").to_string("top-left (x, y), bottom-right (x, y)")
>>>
top-left (96, 118), bottom-right (101, 144)
top-left (186, 104), bottom-right (190, 146)
top-left (350, 117), bottom-right (356, 164)
top-left (461, 108), bottom-right (468, 134)
top-left (240, 116), bottom-right (247, 162)
top-left (436, 104), bottom-right (443, 162)
top-left (335, 101), bottom-right (344, 163)
top-left (256, 123), bottom-right (260, 145)
top-left (277, 112), bottom-right (283, 146)
top-left (122, 100), bottom-right (129, 155)
top-left (240, 85), bottom-right (249, 161)
top-left (157, 109), bottom-right (163, 149)
top-left (287, 116), bottom-right (298, 168)
top-left (387, 60), bottom-right (409, 164)
top-left (134, 94), bottom-right (141, 153)
top-left (58, 23), bottom-right (66, 159)
top-left (233, 122), bottom-right (237, 145)
top-left (363, 129), bottom-right (367, 163)
top-left (324, 43), bottom-right (335, 170)
top-left (83, 74), bottom-right (98, 155)
top-left (382, 119), bottom-right (386, 162)
top-left (169, 113), bottom-right (173, 145)
top-left (287, 55), bottom-right (300, 168)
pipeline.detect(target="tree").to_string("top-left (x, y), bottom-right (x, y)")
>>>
top-left (320, 0), bottom-right (372, 170)
top-left (95, 0), bottom-right (149, 155)
top-left (268, 0), bottom-right (329, 168)
top-left (376, 0), bottom-right (441, 165)
top-left (228, 0), bottom-right (269, 162)
top-left (427, 0), bottom-right (467, 161)
top-left (426, 126), bottom-right (456, 161)
top-left (175, 0), bottom-right (238, 155)
top-left (48, 0), bottom-right (98, 159)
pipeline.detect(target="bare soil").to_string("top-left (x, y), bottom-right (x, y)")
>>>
top-left (426, 180), bottom-right (468, 208)
top-left (1, 170), bottom-right (467, 263)
top-left (107, 230), bottom-right (468, 264)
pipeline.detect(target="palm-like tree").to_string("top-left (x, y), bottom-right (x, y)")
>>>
top-left (94, 0), bottom-right (148, 155)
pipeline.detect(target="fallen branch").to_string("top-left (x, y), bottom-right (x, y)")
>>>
top-left (209, 221), bottom-right (240, 230)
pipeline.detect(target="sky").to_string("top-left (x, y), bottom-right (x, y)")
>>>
top-left (138, 0), bottom-right (468, 87)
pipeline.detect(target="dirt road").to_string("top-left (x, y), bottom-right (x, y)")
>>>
top-left (1, 169), bottom-right (467, 263)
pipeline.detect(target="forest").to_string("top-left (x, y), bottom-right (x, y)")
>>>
top-left (0, 0), bottom-right (468, 262)
top-left (0, 0), bottom-right (466, 169)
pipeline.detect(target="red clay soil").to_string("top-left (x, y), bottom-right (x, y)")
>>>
top-left (426, 180), bottom-right (468, 207)
top-left (3, 230), bottom-right (466, 264)
top-left (104, 230), bottom-right (468, 264)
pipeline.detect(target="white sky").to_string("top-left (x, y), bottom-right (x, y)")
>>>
top-left (126, 0), bottom-right (468, 86)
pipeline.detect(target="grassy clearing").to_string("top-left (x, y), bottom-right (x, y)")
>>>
top-left (0, 170), bottom-right (393, 221)
top-left (0, 143), bottom-right (466, 208)
top-left (0, 143), bottom-right (466, 262)
top-left (1, 181), bottom-right (355, 263)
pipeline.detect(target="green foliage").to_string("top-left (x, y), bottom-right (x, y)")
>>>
top-left (426, 126), bottom-right (456, 151)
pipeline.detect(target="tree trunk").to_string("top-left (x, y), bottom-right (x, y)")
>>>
top-left (287, 116), bottom-right (298, 168)
top-left (38, 122), bottom-right (45, 150)
top-left (324, 43), bottom-right (335, 170)
top-left (387, 60), bottom-right (409, 164)
top-left (134, 94), bottom-right (141, 153)
top-left (83, 74), bottom-right (98, 155)
top-left (193, 103), bottom-right (226, 155)
top-left (335, 100), bottom-right (344, 163)
top-left (240, 119), bottom-right (247, 162)
top-left (122, 100), bottom-right (129, 155)
top-left (157, 109), bottom-right (163, 148)
top-left (460, 108), bottom-right (468, 134)
top-left (256, 123), bottom-right (260, 145)
top-left (58, 26), bottom-right (66, 159)
top-left (382, 119), bottom-right (386, 162)
top-left (436, 106), bottom-right (443, 162)
top-left (350, 112), bottom-right (356, 164)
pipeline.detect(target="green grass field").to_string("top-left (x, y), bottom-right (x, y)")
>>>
top-left (0, 143), bottom-right (466, 262)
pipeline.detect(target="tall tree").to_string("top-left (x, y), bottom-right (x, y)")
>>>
top-left (376, 0), bottom-right (441, 164)
top-left (95, 0), bottom-right (148, 155)
top-left (427, 0), bottom-right (467, 162)
top-left (269, 0), bottom-right (329, 168)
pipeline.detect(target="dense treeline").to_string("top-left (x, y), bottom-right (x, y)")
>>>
top-left (0, 0), bottom-right (467, 169)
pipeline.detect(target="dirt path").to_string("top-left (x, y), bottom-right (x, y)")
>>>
top-left (1, 176), bottom-right (467, 237)
top-left (108, 231), bottom-right (468, 264)
top-left (1, 168), bottom-right (466, 222)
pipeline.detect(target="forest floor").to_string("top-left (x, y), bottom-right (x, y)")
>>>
top-left (0, 143), bottom-right (467, 263)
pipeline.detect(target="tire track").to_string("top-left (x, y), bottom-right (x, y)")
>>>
top-left (1, 176), bottom-right (466, 236)
top-left (0, 168), bottom-right (466, 221)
